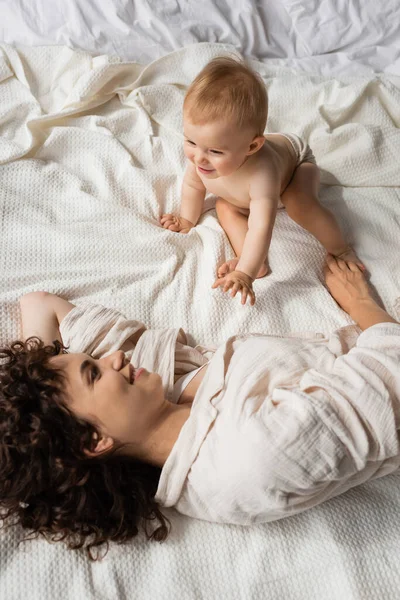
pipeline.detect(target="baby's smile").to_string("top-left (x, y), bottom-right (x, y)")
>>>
top-left (197, 164), bottom-right (215, 175)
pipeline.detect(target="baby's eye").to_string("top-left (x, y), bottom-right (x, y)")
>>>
top-left (186, 140), bottom-right (196, 146)
top-left (210, 150), bottom-right (223, 155)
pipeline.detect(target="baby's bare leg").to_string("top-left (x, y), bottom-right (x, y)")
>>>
top-left (215, 198), bottom-right (269, 278)
top-left (281, 162), bottom-right (362, 266)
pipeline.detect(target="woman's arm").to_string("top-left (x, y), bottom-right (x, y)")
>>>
top-left (324, 256), bottom-right (398, 330)
top-left (20, 292), bottom-right (75, 344)
top-left (347, 299), bottom-right (398, 331)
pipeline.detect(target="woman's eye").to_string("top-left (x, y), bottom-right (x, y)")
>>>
top-left (91, 366), bottom-right (99, 383)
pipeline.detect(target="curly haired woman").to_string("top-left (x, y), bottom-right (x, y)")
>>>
top-left (1, 256), bottom-right (399, 558)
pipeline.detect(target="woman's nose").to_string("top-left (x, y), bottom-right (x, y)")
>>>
top-left (100, 350), bottom-right (125, 370)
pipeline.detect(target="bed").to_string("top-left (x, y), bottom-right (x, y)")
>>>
top-left (1, 1), bottom-right (400, 598)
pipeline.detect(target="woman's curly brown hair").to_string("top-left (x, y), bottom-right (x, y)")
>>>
top-left (0, 338), bottom-right (170, 559)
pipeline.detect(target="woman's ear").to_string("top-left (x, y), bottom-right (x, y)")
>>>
top-left (84, 432), bottom-right (115, 457)
top-left (247, 135), bottom-right (265, 155)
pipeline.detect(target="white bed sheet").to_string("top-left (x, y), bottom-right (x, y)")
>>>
top-left (1, 0), bottom-right (400, 76)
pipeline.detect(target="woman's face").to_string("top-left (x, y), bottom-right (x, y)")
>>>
top-left (51, 350), bottom-right (165, 453)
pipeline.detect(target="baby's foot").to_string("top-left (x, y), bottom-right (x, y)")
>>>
top-left (255, 262), bottom-right (270, 278)
top-left (217, 258), bottom-right (239, 278)
top-left (217, 258), bottom-right (269, 279)
top-left (333, 246), bottom-right (366, 272)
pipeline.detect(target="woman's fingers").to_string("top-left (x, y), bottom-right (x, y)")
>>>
top-left (325, 254), bottom-right (339, 272)
top-left (336, 257), bottom-right (349, 271)
top-left (326, 254), bottom-right (365, 277)
top-left (347, 261), bottom-right (363, 273)
top-left (357, 263), bottom-right (367, 273)
top-left (326, 254), bottom-right (352, 273)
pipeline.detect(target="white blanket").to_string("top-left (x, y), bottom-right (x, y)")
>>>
top-left (1, 43), bottom-right (400, 348)
top-left (1, 43), bottom-right (400, 599)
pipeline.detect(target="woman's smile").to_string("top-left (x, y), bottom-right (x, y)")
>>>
top-left (129, 364), bottom-right (135, 384)
top-left (128, 364), bottom-right (145, 384)
top-left (135, 368), bottom-right (146, 381)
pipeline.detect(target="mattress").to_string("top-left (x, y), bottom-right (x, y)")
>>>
top-left (1, 2), bottom-right (400, 599)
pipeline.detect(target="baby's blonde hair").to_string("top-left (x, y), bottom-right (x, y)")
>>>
top-left (184, 56), bottom-right (268, 136)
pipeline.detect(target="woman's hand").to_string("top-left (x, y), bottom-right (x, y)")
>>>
top-left (212, 270), bottom-right (255, 306)
top-left (160, 214), bottom-right (195, 234)
top-left (323, 255), bottom-right (398, 330)
top-left (323, 255), bottom-right (371, 316)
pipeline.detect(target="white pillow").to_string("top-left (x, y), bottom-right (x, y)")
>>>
top-left (281, 0), bottom-right (400, 55)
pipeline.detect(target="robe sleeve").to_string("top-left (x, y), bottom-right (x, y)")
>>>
top-left (59, 303), bottom-right (146, 358)
top-left (266, 322), bottom-right (400, 510)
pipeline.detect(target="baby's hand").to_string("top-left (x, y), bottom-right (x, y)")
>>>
top-left (160, 214), bottom-right (195, 234)
top-left (212, 270), bottom-right (255, 306)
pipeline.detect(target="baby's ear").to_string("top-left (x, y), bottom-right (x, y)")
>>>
top-left (84, 432), bottom-right (114, 457)
top-left (247, 136), bottom-right (265, 155)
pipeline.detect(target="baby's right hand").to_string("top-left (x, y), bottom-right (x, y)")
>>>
top-left (160, 214), bottom-right (195, 234)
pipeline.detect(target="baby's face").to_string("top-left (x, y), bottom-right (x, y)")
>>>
top-left (183, 116), bottom-right (257, 179)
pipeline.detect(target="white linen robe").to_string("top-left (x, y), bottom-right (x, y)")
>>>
top-left (59, 303), bottom-right (400, 525)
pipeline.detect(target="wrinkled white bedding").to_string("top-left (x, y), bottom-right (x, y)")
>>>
top-left (1, 0), bottom-right (400, 597)
top-left (0, 40), bottom-right (400, 599)
top-left (1, 44), bottom-right (400, 347)
top-left (1, 0), bottom-right (400, 76)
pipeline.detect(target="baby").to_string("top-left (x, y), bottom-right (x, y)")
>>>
top-left (160, 57), bottom-right (363, 305)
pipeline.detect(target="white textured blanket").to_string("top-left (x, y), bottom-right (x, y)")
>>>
top-left (1, 43), bottom-right (400, 599)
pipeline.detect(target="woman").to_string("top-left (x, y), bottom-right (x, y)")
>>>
top-left (1, 256), bottom-right (399, 558)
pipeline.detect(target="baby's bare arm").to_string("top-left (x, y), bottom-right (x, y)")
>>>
top-left (160, 163), bottom-right (206, 233)
top-left (236, 170), bottom-right (280, 280)
top-left (180, 163), bottom-right (206, 226)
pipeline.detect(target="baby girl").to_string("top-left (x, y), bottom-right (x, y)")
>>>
top-left (161, 57), bottom-right (362, 305)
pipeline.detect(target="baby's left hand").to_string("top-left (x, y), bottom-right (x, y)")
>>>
top-left (212, 270), bottom-right (255, 306)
